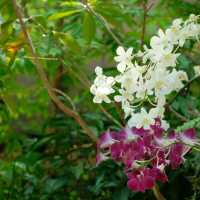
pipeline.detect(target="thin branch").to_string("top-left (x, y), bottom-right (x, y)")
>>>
top-left (99, 105), bottom-right (123, 128)
top-left (165, 104), bottom-right (188, 122)
top-left (12, 0), bottom-right (97, 143)
top-left (52, 88), bottom-right (76, 111)
top-left (85, 3), bottom-right (122, 46)
top-left (24, 56), bottom-right (59, 61)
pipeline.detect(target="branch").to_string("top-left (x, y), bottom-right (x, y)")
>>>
top-left (165, 104), bottom-right (188, 122)
top-left (99, 105), bottom-right (123, 128)
top-left (12, 0), bottom-right (97, 143)
top-left (85, 3), bottom-right (122, 46)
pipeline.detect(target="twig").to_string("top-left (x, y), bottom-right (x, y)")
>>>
top-left (166, 104), bottom-right (188, 122)
top-left (24, 56), bottom-right (59, 61)
top-left (85, 3), bottom-right (122, 46)
top-left (12, 0), bottom-right (97, 143)
top-left (52, 88), bottom-right (76, 111)
top-left (99, 105), bottom-right (123, 128)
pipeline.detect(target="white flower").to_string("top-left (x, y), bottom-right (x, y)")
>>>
top-left (188, 14), bottom-right (199, 23)
top-left (149, 106), bottom-right (165, 119)
top-left (90, 15), bottom-right (200, 132)
top-left (146, 69), bottom-right (170, 97)
top-left (158, 51), bottom-right (180, 68)
top-left (122, 101), bottom-right (134, 118)
top-left (167, 69), bottom-right (188, 92)
top-left (150, 29), bottom-right (171, 50)
top-left (194, 65), bottom-right (200, 76)
top-left (166, 24), bottom-right (182, 45)
top-left (114, 46), bottom-right (134, 73)
top-left (114, 89), bottom-right (134, 103)
top-left (90, 66), bottom-right (115, 103)
top-left (116, 67), bottom-right (140, 93)
top-left (128, 108), bottom-right (154, 129)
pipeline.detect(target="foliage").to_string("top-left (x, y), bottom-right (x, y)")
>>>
top-left (0, 0), bottom-right (200, 199)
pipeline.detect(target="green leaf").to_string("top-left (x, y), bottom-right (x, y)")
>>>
top-left (48, 9), bottom-right (82, 20)
top-left (83, 12), bottom-right (96, 44)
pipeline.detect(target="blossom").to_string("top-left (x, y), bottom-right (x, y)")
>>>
top-left (169, 143), bottom-right (185, 169)
top-left (91, 15), bottom-right (200, 123)
top-left (90, 66), bottom-right (115, 103)
top-left (114, 89), bottom-right (134, 103)
top-left (96, 120), bottom-right (196, 192)
top-left (127, 168), bottom-right (158, 192)
top-left (178, 128), bottom-right (198, 146)
top-left (150, 29), bottom-right (170, 50)
top-left (91, 14), bottom-right (200, 193)
top-left (194, 65), bottom-right (200, 76)
top-left (128, 108), bottom-right (155, 129)
top-left (98, 130), bottom-right (116, 149)
top-left (114, 46), bottom-right (134, 73)
top-left (116, 67), bottom-right (140, 93)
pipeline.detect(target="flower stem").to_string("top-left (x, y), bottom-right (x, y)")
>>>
top-left (152, 184), bottom-right (166, 200)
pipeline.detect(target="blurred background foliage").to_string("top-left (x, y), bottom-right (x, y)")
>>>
top-left (0, 0), bottom-right (200, 199)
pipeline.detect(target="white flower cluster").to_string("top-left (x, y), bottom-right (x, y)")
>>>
top-left (90, 14), bottom-right (200, 130)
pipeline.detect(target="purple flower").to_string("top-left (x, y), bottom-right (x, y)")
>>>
top-left (179, 128), bottom-right (198, 146)
top-left (150, 118), bottom-right (164, 137)
top-left (98, 130), bottom-right (116, 149)
top-left (123, 128), bottom-right (139, 142)
top-left (96, 119), bottom-right (197, 192)
top-left (127, 167), bottom-right (167, 192)
top-left (169, 143), bottom-right (184, 169)
top-left (127, 168), bottom-right (156, 192)
top-left (110, 142), bottom-right (124, 160)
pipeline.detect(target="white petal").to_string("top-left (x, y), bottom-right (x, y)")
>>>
top-left (114, 95), bottom-right (122, 102)
top-left (114, 56), bottom-right (122, 62)
top-left (104, 96), bottom-right (111, 103)
top-left (93, 96), bottom-right (102, 103)
top-left (126, 47), bottom-right (133, 56)
top-left (116, 46), bottom-right (125, 55)
top-left (117, 62), bottom-right (126, 73)
top-left (95, 66), bottom-right (102, 75)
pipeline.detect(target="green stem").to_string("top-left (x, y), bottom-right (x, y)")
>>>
top-left (152, 184), bottom-right (166, 200)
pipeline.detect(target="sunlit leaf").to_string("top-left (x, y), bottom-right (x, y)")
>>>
top-left (61, 1), bottom-right (83, 8)
top-left (48, 9), bottom-right (83, 20)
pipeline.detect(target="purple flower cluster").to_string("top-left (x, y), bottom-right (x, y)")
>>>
top-left (96, 119), bottom-right (198, 192)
